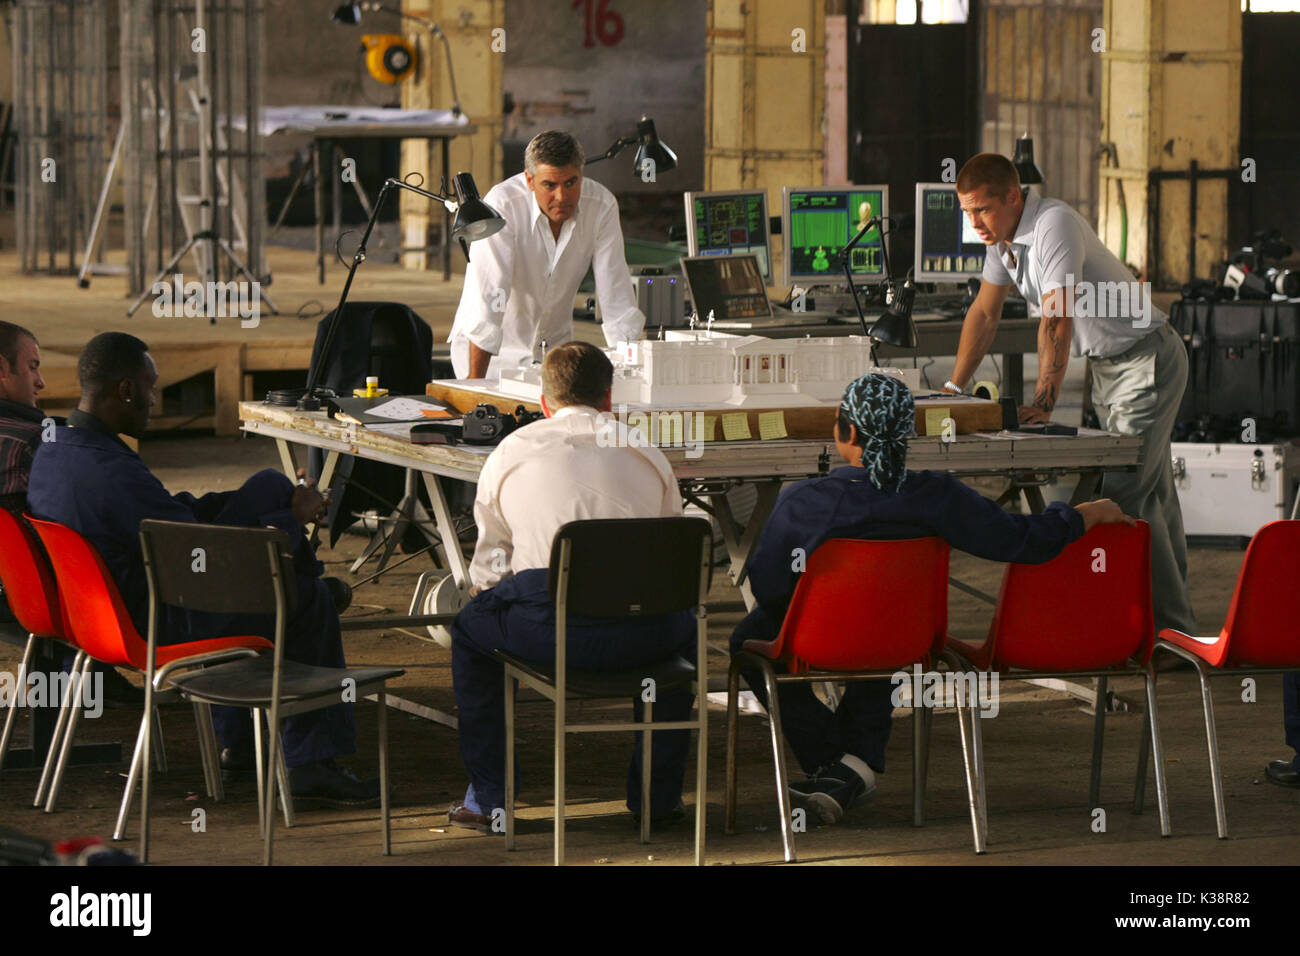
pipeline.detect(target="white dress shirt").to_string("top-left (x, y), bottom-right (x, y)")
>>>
top-left (449, 172), bottom-right (646, 379)
top-left (469, 405), bottom-right (682, 590)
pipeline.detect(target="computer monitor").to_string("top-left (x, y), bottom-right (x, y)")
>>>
top-left (684, 190), bottom-right (772, 280)
top-left (782, 185), bottom-right (889, 284)
top-left (679, 254), bottom-right (773, 322)
top-left (914, 182), bottom-right (988, 283)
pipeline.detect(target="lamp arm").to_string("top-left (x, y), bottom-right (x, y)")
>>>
top-left (584, 136), bottom-right (638, 166)
top-left (372, 3), bottom-right (464, 115)
top-left (301, 177), bottom-right (456, 407)
top-left (841, 217), bottom-right (879, 340)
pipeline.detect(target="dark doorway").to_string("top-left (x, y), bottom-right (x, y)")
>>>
top-left (846, 2), bottom-right (980, 278)
top-left (1234, 11), bottom-right (1300, 254)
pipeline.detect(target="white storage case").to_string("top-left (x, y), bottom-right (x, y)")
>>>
top-left (1172, 440), bottom-right (1300, 539)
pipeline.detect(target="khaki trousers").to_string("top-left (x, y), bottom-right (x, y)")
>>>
top-left (1089, 322), bottom-right (1198, 635)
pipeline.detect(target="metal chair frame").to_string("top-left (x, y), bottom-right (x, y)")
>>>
top-left (501, 519), bottom-right (713, 866)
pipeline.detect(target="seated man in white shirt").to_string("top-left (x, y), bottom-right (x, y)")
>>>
top-left (447, 130), bottom-right (646, 379)
top-left (448, 341), bottom-right (696, 831)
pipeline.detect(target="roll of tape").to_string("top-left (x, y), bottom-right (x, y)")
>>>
top-left (972, 380), bottom-right (999, 401)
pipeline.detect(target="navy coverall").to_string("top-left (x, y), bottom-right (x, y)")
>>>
top-left (731, 465), bottom-right (1086, 775)
top-left (28, 413), bottom-right (355, 767)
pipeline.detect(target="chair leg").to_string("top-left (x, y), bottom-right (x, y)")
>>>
top-left (554, 695), bottom-right (566, 867)
top-left (270, 713), bottom-right (294, 830)
top-left (151, 704), bottom-right (167, 774)
top-left (1143, 666), bottom-right (1172, 837)
top-left (253, 708), bottom-right (267, 833)
top-left (640, 698), bottom-right (652, 845)
top-left (45, 655), bottom-right (92, 813)
top-left (1134, 706), bottom-right (1150, 815)
top-left (263, 716), bottom-right (282, 866)
top-left (34, 650), bottom-right (85, 808)
top-left (192, 703), bottom-right (215, 798)
top-left (753, 657), bottom-right (795, 863)
top-left (911, 706), bottom-right (924, 827)
top-left (918, 705), bottom-right (933, 811)
top-left (969, 687), bottom-right (989, 842)
top-left (724, 658), bottom-right (742, 835)
top-left (197, 702), bottom-right (224, 802)
top-left (505, 672), bottom-right (516, 850)
top-left (378, 689), bottom-right (391, 856)
top-left (1089, 676), bottom-right (1108, 809)
top-left (1192, 665), bottom-right (1227, 838)
top-left (0, 634), bottom-right (36, 771)
top-left (694, 680), bottom-right (707, 867)
top-left (113, 710), bottom-right (149, 841)
top-left (953, 685), bottom-right (987, 854)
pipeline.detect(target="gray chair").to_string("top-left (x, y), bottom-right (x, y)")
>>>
top-left (498, 516), bottom-right (713, 866)
top-left (138, 519), bottom-right (404, 865)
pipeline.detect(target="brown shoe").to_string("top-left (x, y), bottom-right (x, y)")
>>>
top-left (448, 804), bottom-right (494, 833)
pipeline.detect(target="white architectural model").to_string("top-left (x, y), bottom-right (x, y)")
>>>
top-left (496, 330), bottom-right (922, 407)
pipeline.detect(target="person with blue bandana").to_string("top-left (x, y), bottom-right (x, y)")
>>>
top-left (730, 373), bottom-right (1135, 824)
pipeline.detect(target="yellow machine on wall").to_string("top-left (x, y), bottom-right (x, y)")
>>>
top-left (361, 33), bottom-right (416, 84)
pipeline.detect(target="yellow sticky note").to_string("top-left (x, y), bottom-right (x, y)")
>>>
top-left (758, 411), bottom-right (788, 440)
top-left (656, 412), bottom-right (684, 446)
top-left (696, 415), bottom-right (718, 442)
top-left (721, 412), bottom-right (752, 441)
top-left (924, 407), bottom-right (952, 437)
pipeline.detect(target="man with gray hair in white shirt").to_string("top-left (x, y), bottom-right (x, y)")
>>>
top-left (448, 130), bottom-right (646, 380)
top-left (447, 341), bottom-right (695, 832)
top-left (946, 152), bottom-right (1195, 637)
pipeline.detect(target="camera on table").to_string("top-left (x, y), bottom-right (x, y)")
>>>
top-left (460, 403), bottom-right (544, 445)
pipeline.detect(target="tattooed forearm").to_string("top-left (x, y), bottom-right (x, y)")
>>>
top-left (1032, 310), bottom-right (1072, 413)
top-left (1043, 316), bottom-right (1069, 372)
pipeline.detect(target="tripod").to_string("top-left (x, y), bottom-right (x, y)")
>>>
top-left (125, 0), bottom-right (277, 319)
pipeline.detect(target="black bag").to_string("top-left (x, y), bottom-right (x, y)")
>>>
top-left (306, 302), bottom-right (435, 546)
top-left (1171, 300), bottom-right (1300, 441)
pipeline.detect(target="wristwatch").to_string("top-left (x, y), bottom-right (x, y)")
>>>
top-left (943, 380), bottom-right (965, 394)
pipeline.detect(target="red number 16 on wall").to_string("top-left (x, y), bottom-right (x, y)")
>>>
top-left (572, 0), bottom-right (625, 48)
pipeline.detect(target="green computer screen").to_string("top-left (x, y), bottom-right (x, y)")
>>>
top-left (786, 187), bottom-right (886, 280)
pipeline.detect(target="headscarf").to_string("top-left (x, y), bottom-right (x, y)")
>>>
top-left (839, 373), bottom-right (915, 493)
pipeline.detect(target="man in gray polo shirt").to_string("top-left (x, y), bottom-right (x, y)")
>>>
top-left (945, 152), bottom-right (1196, 636)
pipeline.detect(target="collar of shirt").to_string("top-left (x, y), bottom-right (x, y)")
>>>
top-left (551, 404), bottom-right (600, 421)
top-left (531, 197), bottom-right (579, 268)
top-left (68, 408), bottom-right (133, 451)
top-left (0, 396), bottom-right (43, 425)
top-left (1000, 190), bottom-right (1043, 267)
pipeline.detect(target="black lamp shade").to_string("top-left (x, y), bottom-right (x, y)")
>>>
top-left (1013, 135), bottom-right (1044, 185)
top-left (868, 310), bottom-right (918, 349)
top-left (633, 116), bottom-right (677, 175)
top-left (451, 172), bottom-right (505, 243)
top-left (331, 3), bottom-right (362, 25)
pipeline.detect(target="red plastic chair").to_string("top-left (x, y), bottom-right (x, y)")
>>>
top-left (725, 537), bottom-right (986, 861)
top-left (0, 508), bottom-right (84, 793)
top-left (948, 521), bottom-right (1171, 846)
top-left (26, 517), bottom-right (271, 833)
top-left (1149, 520), bottom-right (1300, 838)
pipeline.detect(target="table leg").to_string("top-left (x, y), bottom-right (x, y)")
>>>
top-left (442, 136), bottom-right (451, 281)
top-left (314, 139), bottom-right (325, 285)
top-left (421, 472), bottom-right (472, 590)
top-left (332, 144), bottom-right (343, 265)
top-left (713, 480), bottom-right (782, 613)
top-left (1004, 351), bottom-right (1024, 404)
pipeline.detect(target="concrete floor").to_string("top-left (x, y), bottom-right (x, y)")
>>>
top-left (2, 434), bottom-right (1296, 867)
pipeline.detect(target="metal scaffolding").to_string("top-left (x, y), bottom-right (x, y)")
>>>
top-left (11, 0), bottom-right (112, 275)
top-left (119, 0), bottom-right (269, 303)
